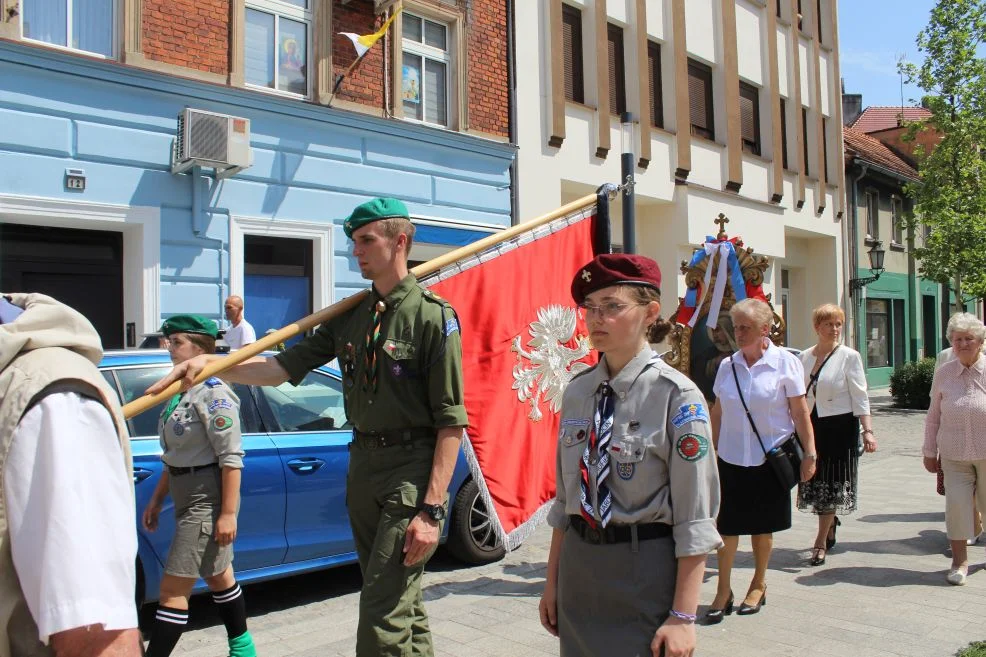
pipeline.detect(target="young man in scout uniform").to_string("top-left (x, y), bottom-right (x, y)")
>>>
top-left (149, 197), bottom-right (467, 657)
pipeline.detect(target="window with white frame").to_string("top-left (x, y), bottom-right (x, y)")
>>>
top-left (22, 0), bottom-right (115, 57)
top-left (865, 191), bottom-right (879, 239)
top-left (892, 196), bottom-right (904, 245)
top-left (245, 0), bottom-right (311, 97)
top-left (402, 12), bottom-right (451, 127)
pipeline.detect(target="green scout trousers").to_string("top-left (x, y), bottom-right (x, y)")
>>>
top-left (347, 439), bottom-right (444, 657)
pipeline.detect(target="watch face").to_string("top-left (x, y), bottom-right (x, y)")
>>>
top-left (423, 504), bottom-right (445, 521)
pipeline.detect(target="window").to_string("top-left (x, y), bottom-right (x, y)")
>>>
top-left (865, 191), bottom-right (879, 239)
top-left (822, 118), bottom-right (830, 179)
top-left (777, 0), bottom-right (782, 18)
top-left (607, 23), bottom-right (626, 116)
top-left (780, 98), bottom-right (790, 169)
top-left (892, 196), bottom-right (904, 244)
top-left (402, 12), bottom-right (451, 126)
top-left (866, 299), bottom-right (890, 368)
top-left (817, 0), bottom-right (824, 42)
top-left (561, 4), bottom-right (585, 104)
top-left (22, 0), bottom-right (115, 57)
top-left (245, 0), bottom-right (311, 96)
top-left (797, 0), bottom-right (804, 30)
top-left (260, 371), bottom-right (350, 432)
top-left (648, 42), bottom-right (664, 128)
top-left (739, 82), bottom-right (761, 156)
top-left (802, 107), bottom-right (810, 176)
top-left (688, 60), bottom-right (714, 140)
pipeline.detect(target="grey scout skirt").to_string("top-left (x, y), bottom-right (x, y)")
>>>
top-left (165, 466), bottom-right (233, 579)
top-left (557, 525), bottom-right (676, 657)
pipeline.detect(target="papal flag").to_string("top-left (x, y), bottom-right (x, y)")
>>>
top-left (417, 188), bottom-right (613, 550)
top-left (340, 5), bottom-right (402, 59)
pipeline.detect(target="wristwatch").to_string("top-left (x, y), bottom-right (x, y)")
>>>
top-left (804, 453), bottom-right (818, 461)
top-left (419, 503), bottom-right (447, 522)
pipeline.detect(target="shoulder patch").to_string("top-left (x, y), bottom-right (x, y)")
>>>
top-left (208, 398), bottom-right (234, 414)
top-left (676, 433), bottom-right (710, 462)
top-left (204, 377), bottom-right (223, 388)
top-left (670, 403), bottom-right (709, 428)
top-left (444, 317), bottom-right (459, 336)
top-left (210, 415), bottom-right (234, 432)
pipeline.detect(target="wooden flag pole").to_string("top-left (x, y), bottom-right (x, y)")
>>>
top-left (122, 192), bottom-right (599, 419)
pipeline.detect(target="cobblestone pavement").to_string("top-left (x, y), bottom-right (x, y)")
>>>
top-left (168, 390), bottom-right (986, 657)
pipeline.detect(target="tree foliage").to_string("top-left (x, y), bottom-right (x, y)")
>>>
top-left (901, 0), bottom-right (986, 308)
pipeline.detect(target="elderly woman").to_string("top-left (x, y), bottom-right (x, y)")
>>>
top-left (798, 304), bottom-right (876, 566)
top-left (923, 312), bottom-right (986, 586)
top-left (705, 299), bottom-right (816, 622)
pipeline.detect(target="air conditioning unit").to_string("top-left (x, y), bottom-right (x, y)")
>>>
top-left (171, 108), bottom-right (253, 179)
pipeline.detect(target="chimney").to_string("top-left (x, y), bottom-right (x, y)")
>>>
top-left (842, 91), bottom-right (863, 127)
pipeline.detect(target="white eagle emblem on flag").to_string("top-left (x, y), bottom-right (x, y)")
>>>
top-left (511, 305), bottom-right (592, 421)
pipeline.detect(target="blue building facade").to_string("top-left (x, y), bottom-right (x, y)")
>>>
top-left (0, 40), bottom-right (514, 348)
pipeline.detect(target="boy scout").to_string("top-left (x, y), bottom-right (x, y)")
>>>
top-left (148, 198), bottom-right (467, 657)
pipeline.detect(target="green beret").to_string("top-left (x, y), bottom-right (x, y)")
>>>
top-left (343, 197), bottom-right (410, 238)
top-left (160, 314), bottom-right (218, 338)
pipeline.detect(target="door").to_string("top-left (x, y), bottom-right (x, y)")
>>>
top-left (256, 369), bottom-right (355, 562)
top-left (244, 235), bottom-right (312, 348)
top-left (0, 223), bottom-right (123, 348)
top-left (109, 365), bottom-right (289, 571)
top-left (893, 299), bottom-right (906, 367)
top-left (923, 295), bottom-right (937, 357)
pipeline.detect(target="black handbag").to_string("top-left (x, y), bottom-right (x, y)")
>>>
top-left (730, 361), bottom-right (804, 489)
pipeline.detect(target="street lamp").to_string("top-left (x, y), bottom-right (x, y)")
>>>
top-left (620, 112), bottom-right (636, 254)
top-left (849, 241), bottom-right (886, 291)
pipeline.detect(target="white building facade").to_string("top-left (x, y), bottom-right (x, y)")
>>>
top-left (516, 0), bottom-right (847, 349)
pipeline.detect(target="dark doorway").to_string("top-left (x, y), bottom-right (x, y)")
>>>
top-left (923, 295), bottom-right (937, 358)
top-left (244, 236), bottom-right (313, 347)
top-left (0, 223), bottom-right (124, 349)
top-left (892, 299), bottom-right (905, 368)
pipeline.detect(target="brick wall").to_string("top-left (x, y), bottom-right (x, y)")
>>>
top-left (143, 0), bottom-right (230, 75)
top-left (333, 0), bottom-right (386, 107)
top-left (466, 0), bottom-right (509, 137)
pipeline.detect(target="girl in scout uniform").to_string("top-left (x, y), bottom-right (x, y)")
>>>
top-left (141, 315), bottom-right (256, 657)
top-left (539, 254), bottom-right (723, 657)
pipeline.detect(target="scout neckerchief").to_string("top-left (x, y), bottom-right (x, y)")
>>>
top-left (163, 392), bottom-right (183, 420)
top-left (579, 381), bottom-right (615, 528)
top-left (363, 298), bottom-right (386, 392)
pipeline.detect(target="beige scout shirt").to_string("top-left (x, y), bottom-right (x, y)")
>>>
top-left (547, 346), bottom-right (723, 557)
top-left (159, 377), bottom-right (244, 469)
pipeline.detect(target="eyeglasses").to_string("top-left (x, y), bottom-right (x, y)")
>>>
top-left (578, 302), bottom-right (645, 319)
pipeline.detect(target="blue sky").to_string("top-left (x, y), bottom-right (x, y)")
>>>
top-left (837, 0), bottom-right (936, 108)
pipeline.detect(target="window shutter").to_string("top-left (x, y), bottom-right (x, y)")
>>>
top-left (739, 82), bottom-right (760, 155)
top-left (607, 24), bottom-right (625, 116)
top-left (802, 107), bottom-right (810, 176)
top-left (648, 42), bottom-right (663, 128)
top-left (688, 68), bottom-right (706, 128)
top-left (688, 60), bottom-right (713, 138)
top-left (780, 98), bottom-right (789, 169)
top-left (562, 5), bottom-right (584, 103)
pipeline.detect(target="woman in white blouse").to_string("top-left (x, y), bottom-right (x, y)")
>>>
top-left (923, 312), bottom-right (986, 586)
top-left (798, 304), bottom-right (876, 567)
top-left (705, 299), bottom-right (817, 623)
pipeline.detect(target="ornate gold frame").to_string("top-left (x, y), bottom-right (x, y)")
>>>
top-left (663, 215), bottom-right (785, 383)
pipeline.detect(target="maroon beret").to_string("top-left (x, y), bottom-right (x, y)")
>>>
top-left (571, 253), bottom-right (662, 304)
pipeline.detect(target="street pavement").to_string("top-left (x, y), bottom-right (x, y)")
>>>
top-left (168, 390), bottom-right (986, 657)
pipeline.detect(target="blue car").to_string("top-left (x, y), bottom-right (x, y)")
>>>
top-left (98, 350), bottom-right (504, 605)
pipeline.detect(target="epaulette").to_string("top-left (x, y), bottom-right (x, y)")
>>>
top-left (569, 361), bottom-right (600, 384)
top-left (204, 377), bottom-right (223, 388)
top-left (421, 288), bottom-right (452, 307)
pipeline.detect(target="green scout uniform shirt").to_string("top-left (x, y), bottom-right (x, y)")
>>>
top-left (275, 275), bottom-right (467, 432)
top-left (547, 345), bottom-right (723, 557)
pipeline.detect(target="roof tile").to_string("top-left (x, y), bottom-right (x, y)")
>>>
top-left (843, 126), bottom-right (919, 180)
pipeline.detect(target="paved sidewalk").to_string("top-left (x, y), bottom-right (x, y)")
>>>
top-left (171, 390), bottom-right (986, 656)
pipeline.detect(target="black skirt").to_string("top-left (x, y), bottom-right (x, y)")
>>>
top-left (797, 408), bottom-right (859, 515)
top-left (716, 457), bottom-right (792, 536)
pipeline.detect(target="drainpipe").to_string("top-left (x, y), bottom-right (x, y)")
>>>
top-left (506, 0), bottom-right (519, 225)
top-left (847, 160), bottom-right (868, 352)
top-left (191, 166), bottom-right (204, 236)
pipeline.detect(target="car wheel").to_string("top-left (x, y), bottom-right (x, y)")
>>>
top-left (445, 479), bottom-right (506, 565)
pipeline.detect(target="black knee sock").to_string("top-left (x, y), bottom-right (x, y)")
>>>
top-left (213, 583), bottom-right (248, 639)
top-left (145, 605), bottom-right (188, 657)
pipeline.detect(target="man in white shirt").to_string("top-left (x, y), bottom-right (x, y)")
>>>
top-left (0, 294), bottom-right (142, 657)
top-left (223, 296), bottom-right (257, 350)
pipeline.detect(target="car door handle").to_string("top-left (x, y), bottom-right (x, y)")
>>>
top-left (287, 458), bottom-right (325, 475)
top-left (133, 468), bottom-right (154, 484)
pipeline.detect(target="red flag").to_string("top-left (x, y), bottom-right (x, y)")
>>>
top-left (424, 212), bottom-right (598, 547)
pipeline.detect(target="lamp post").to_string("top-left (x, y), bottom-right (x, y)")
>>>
top-left (620, 112), bottom-right (636, 254)
top-left (849, 241), bottom-right (886, 292)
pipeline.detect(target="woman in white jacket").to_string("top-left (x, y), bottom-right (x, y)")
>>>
top-left (798, 304), bottom-right (877, 566)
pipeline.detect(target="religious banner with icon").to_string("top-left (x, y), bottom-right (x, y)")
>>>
top-left (663, 214), bottom-right (782, 400)
top-left (418, 191), bottom-right (612, 549)
top-left (401, 65), bottom-right (421, 103)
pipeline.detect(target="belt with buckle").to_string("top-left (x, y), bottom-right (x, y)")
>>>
top-left (352, 428), bottom-right (436, 449)
top-left (167, 463), bottom-right (219, 476)
top-left (568, 515), bottom-right (672, 545)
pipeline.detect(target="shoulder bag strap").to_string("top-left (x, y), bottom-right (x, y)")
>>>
top-left (807, 345), bottom-right (839, 397)
top-left (730, 360), bottom-right (771, 457)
